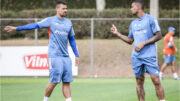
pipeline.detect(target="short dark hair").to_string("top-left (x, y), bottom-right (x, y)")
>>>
top-left (56, 1), bottom-right (67, 7)
top-left (132, 0), bottom-right (144, 10)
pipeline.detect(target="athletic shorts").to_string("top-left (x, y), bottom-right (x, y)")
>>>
top-left (164, 55), bottom-right (175, 64)
top-left (131, 56), bottom-right (159, 77)
top-left (48, 57), bottom-right (72, 83)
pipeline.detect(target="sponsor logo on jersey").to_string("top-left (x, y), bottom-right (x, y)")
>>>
top-left (55, 30), bottom-right (68, 36)
top-left (134, 29), bottom-right (147, 35)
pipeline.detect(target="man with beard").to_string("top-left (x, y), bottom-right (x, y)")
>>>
top-left (4, 1), bottom-right (79, 101)
top-left (110, 0), bottom-right (165, 101)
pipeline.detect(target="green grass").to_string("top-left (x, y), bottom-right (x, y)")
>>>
top-left (1, 78), bottom-right (180, 101)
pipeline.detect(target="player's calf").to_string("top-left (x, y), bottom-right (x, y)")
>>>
top-left (61, 82), bottom-right (72, 101)
top-left (136, 74), bottom-right (145, 101)
top-left (43, 83), bottom-right (57, 101)
top-left (150, 75), bottom-right (165, 101)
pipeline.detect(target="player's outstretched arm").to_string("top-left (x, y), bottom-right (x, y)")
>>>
top-left (4, 23), bottom-right (39, 32)
top-left (135, 31), bottom-right (162, 51)
top-left (110, 24), bottom-right (134, 45)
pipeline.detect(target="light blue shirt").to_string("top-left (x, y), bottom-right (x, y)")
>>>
top-left (128, 14), bottom-right (161, 58)
top-left (37, 16), bottom-right (75, 58)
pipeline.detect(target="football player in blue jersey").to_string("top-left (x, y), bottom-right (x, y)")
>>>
top-left (4, 1), bottom-right (79, 101)
top-left (111, 0), bottom-right (165, 101)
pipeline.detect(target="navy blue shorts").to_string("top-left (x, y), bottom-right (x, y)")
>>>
top-left (48, 57), bottom-right (72, 83)
top-left (131, 57), bottom-right (159, 77)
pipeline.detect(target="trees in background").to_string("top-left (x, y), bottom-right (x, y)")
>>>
top-left (1, 0), bottom-right (179, 11)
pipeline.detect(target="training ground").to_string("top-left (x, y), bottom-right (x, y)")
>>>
top-left (1, 39), bottom-right (180, 101)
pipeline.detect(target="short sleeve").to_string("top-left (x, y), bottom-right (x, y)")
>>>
top-left (150, 17), bottom-right (161, 33)
top-left (37, 18), bottom-right (50, 28)
top-left (128, 23), bottom-right (133, 38)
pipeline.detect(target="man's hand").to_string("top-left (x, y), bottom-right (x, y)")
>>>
top-left (75, 57), bottom-right (79, 66)
top-left (4, 26), bottom-right (17, 32)
top-left (135, 42), bottom-right (146, 52)
top-left (110, 24), bottom-right (119, 35)
top-left (110, 24), bottom-right (134, 44)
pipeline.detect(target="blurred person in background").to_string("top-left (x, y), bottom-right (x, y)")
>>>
top-left (159, 27), bottom-right (179, 80)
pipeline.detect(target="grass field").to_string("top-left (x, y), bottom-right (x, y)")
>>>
top-left (0, 78), bottom-right (180, 101)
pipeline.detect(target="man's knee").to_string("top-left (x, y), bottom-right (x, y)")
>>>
top-left (47, 83), bottom-right (57, 88)
top-left (172, 62), bottom-right (175, 66)
top-left (152, 77), bottom-right (161, 86)
top-left (136, 84), bottom-right (144, 90)
top-left (63, 82), bottom-right (70, 87)
top-left (162, 63), bottom-right (168, 67)
top-left (136, 76), bottom-right (145, 88)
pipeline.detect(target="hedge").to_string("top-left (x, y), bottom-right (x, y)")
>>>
top-left (1, 8), bottom-right (179, 18)
top-left (1, 0), bottom-right (179, 11)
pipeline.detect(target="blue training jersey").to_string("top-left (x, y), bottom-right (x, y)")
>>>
top-left (37, 16), bottom-right (75, 58)
top-left (128, 14), bottom-right (161, 58)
